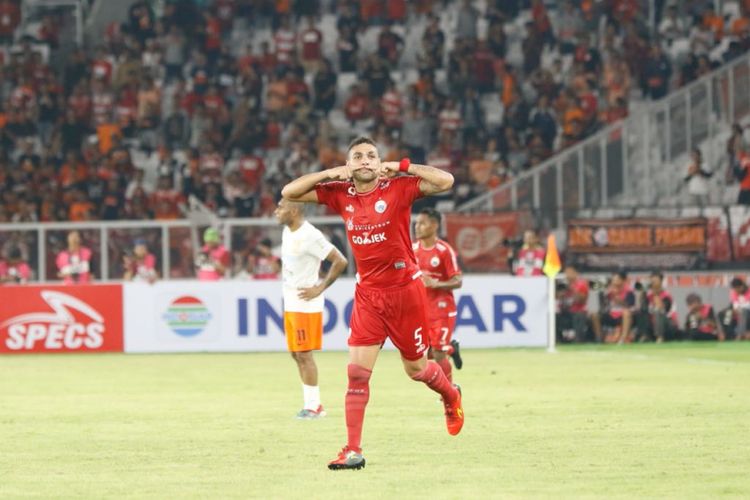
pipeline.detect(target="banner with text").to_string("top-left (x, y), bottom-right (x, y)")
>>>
top-left (0, 284), bottom-right (124, 353)
top-left (444, 213), bottom-right (529, 272)
top-left (567, 217), bottom-right (707, 269)
top-left (123, 276), bottom-right (548, 353)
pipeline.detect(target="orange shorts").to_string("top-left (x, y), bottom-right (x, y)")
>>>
top-left (284, 311), bottom-right (323, 352)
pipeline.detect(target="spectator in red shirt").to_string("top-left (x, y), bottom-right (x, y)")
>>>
top-left (122, 238), bottom-right (158, 283)
top-left (300, 16), bottom-right (323, 73)
top-left (377, 25), bottom-right (404, 67)
top-left (513, 229), bottom-right (545, 276)
top-left (274, 16), bottom-right (296, 67)
top-left (0, 0), bottom-right (21, 45)
top-left (0, 246), bottom-right (32, 284)
top-left (684, 293), bottom-right (723, 341)
top-left (56, 230), bottom-right (94, 284)
top-left (150, 175), bottom-right (186, 220)
top-left (344, 83), bottom-right (372, 125)
top-left (557, 264), bottom-right (590, 342)
top-left (379, 81), bottom-right (403, 130)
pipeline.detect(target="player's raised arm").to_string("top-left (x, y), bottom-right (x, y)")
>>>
top-left (281, 166), bottom-right (353, 202)
top-left (381, 161), bottom-right (454, 196)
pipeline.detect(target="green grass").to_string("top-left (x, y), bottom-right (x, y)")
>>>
top-left (1, 344), bottom-right (749, 499)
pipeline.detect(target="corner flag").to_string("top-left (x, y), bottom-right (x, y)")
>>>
top-left (543, 234), bottom-right (561, 277)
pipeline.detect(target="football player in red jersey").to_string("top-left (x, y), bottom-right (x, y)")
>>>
top-left (413, 208), bottom-right (463, 380)
top-left (282, 137), bottom-right (464, 470)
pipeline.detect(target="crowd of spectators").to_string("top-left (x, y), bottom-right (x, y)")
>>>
top-left (0, 0), bottom-right (749, 229)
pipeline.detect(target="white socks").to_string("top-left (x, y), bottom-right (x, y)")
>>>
top-left (303, 384), bottom-right (321, 410)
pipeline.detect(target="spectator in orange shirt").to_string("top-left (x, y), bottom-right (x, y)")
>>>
top-left (57, 151), bottom-right (88, 189)
top-left (702, 5), bottom-right (724, 42)
top-left (68, 189), bottom-right (95, 221)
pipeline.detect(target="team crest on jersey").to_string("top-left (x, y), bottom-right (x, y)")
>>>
top-left (374, 199), bottom-right (387, 213)
top-left (430, 256), bottom-right (440, 267)
top-left (345, 204), bottom-right (354, 213)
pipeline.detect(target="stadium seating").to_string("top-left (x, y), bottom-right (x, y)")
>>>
top-left (0, 0), bottom-right (749, 225)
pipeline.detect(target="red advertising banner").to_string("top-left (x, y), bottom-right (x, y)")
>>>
top-left (444, 212), bottom-right (527, 272)
top-left (0, 284), bottom-right (123, 353)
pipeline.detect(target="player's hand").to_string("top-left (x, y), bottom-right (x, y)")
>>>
top-left (326, 165), bottom-right (353, 180)
top-left (298, 284), bottom-right (324, 300)
top-left (421, 275), bottom-right (438, 288)
top-left (379, 161), bottom-right (400, 178)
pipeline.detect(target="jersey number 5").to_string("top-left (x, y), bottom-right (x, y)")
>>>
top-left (414, 327), bottom-right (426, 354)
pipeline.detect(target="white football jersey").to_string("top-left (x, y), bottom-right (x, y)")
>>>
top-left (281, 221), bottom-right (335, 312)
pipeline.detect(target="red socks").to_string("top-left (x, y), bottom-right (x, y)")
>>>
top-left (345, 363), bottom-right (371, 452)
top-left (436, 357), bottom-right (452, 382)
top-left (411, 361), bottom-right (457, 404)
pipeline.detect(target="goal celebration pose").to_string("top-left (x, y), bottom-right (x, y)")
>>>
top-left (282, 137), bottom-right (464, 470)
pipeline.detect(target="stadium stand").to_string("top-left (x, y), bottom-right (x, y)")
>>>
top-left (2, 0), bottom-right (749, 225)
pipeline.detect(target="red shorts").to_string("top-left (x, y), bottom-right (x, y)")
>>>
top-left (428, 314), bottom-right (457, 350)
top-left (349, 278), bottom-right (429, 361)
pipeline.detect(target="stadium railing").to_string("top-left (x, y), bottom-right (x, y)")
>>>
top-left (0, 217), bottom-right (349, 282)
top-left (455, 51), bottom-right (750, 229)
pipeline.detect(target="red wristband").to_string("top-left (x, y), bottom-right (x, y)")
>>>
top-left (399, 158), bottom-right (411, 173)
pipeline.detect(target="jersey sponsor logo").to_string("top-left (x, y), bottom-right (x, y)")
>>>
top-left (347, 220), bottom-right (390, 231)
top-left (1, 290), bottom-right (106, 351)
top-left (351, 232), bottom-right (387, 245)
top-left (430, 256), bottom-right (440, 267)
top-left (374, 199), bottom-right (387, 213)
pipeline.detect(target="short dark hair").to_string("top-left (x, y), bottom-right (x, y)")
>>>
top-left (731, 277), bottom-right (746, 288)
top-left (686, 293), bottom-right (701, 304)
top-left (420, 207), bottom-right (442, 226)
top-left (260, 238), bottom-right (273, 248)
top-left (614, 270), bottom-right (628, 280)
top-left (650, 270), bottom-right (663, 280)
top-left (347, 136), bottom-right (377, 152)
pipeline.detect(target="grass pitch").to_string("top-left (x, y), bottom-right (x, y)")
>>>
top-left (1, 343), bottom-right (749, 499)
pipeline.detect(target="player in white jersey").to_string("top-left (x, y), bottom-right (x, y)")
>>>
top-left (275, 198), bottom-right (348, 419)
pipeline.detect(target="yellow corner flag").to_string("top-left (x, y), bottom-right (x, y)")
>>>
top-left (543, 234), bottom-right (561, 277)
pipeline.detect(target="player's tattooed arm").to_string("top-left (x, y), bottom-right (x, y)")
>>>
top-left (380, 162), bottom-right (454, 195)
top-left (281, 166), bottom-right (353, 202)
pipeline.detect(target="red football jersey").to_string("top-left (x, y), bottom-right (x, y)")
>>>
top-left (413, 239), bottom-right (461, 317)
top-left (316, 176), bottom-right (423, 289)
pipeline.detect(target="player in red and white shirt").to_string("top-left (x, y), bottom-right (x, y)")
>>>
top-left (413, 208), bottom-right (463, 381)
top-left (282, 137), bottom-right (463, 470)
